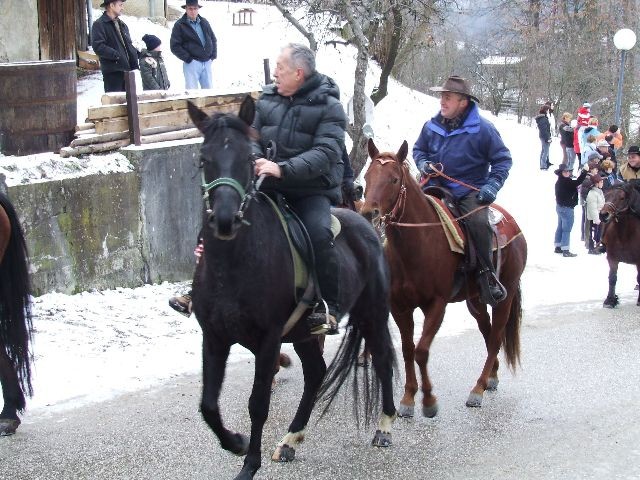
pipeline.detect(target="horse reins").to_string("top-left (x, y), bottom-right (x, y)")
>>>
top-left (378, 157), bottom-right (487, 228)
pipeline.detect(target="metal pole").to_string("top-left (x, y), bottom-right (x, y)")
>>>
top-left (614, 50), bottom-right (626, 127)
top-left (263, 58), bottom-right (271, 85)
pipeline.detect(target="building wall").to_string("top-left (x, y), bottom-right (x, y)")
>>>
top-left (0, 0), bottom-right (40, 62)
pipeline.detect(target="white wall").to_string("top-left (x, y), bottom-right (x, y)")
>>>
top-left (0, 0), bottom-right (40, 62)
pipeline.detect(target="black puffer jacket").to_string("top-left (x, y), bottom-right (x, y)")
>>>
top-left (170, 14), bottom-right (217, 63)
top-left (91, 13), bottom-right (139, 74)
top-left (251, 73), bottom-right (346, 202)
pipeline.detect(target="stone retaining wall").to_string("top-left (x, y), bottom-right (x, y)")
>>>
top-left (5, 140), bottom-right (203, 295)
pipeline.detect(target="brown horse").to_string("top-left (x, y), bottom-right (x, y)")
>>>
top-left (599, 181), bottom-right (640, 307)
top-left (0, 192), bottom-right (33, 436)
top-left (360, 139), bottom-right (527, 416)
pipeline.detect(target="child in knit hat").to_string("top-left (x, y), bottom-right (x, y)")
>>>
top-left (139, 34), bottom-right (171, 91)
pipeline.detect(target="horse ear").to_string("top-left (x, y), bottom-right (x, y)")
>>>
top-left (367, 138), bottom-right (379, 159)
top-left (238, 95), bottom-right (256, 127)
top-left (397, 140), bottom-right (408, 162)
top-left (188, 101), bottom-right (209, 133)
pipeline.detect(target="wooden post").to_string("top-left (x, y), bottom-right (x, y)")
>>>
top-left (263, 58), bottom-right (270, 85)
top-left (124, 71), bottom-right (141, 146)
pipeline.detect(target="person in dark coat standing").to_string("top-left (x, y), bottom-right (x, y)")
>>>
top-left (413, 75), bottom-right (512, 307)
top-left (170, 0), bottom-right (217, 89)
top-left (139, 34), bottom-right (170, 91)
top-left (251, 43), bottom-right (346, 335)
top-left (91, 0), bottom-right (139, 93)
top-left (554, 162), bottom-right (590, 257)
top-left (535, 104), bottom-right (553, 170)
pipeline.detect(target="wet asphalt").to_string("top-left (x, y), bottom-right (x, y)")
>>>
top-left (1, 299), bottom-right (640, 480)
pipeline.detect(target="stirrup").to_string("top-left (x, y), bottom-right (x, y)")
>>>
top-left (307, 300), bottom-right (338, 335)
top-left (169, 294), bottom-right (192, 317)
top-left (477, 271), bottom-right (507, 307)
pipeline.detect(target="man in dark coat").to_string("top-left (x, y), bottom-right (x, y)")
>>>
top-left (251, 43), bottom-right (347, 335)
top-left (91, 0), bottom-right (139, 93)
top-left (170, 0), bottom-right (217, 89)
top-left (535, 104), bottom-right (553, 170)
top-left (413, 75), bottom-right (512, 307)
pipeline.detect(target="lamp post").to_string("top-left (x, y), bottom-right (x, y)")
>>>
top-left (613, 28), bottom-right (637, 127)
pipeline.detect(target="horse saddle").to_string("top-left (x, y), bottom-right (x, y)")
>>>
top-left (261, 192), bottom-right (341, 300)
top-left (422, 186), bottom-right (523, 255)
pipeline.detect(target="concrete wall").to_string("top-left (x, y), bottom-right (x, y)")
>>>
top-left (6, 140), bottom-right (204, 295)
top-left (0, 0), bottom-right (40, 62)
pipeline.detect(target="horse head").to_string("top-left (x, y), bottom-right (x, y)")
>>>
top-left (600, 182), bottom-right (640, 224)
top-left (188, 96), bottom-right (256, 240)
top-left (360, 138), bottom-right (409, 224)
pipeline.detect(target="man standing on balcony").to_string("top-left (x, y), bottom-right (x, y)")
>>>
top-left (170, 0), bottom-right (218, 89)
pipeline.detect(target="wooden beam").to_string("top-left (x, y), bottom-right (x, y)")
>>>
top-left (124, 71), bottom-right (141, 146)
top-left (59, 138), bottom-right (130, 157)
top-left (94, 101), bottom-right (247, 135)
top-left (88, 91), bottom-right (259, 121)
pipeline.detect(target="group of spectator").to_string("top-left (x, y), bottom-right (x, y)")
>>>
top-left (550, 100), bottom-right (640, 257)
top-left (91, 0), bottom-right (217, 93)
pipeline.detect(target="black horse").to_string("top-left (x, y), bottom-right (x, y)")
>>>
top-left (599, 181), bottom-right (640, 307)
top-left (187, 97), bottom-right (397, 480)
top-left (0, 192), bottom-right (33, 436)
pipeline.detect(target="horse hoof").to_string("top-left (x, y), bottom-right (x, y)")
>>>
top-left (371, 429), bottom-right (392, 447)
top-left (230, 432), bottom-right (250, 456)
top-left (422, 403), bottom-right (439, 418)
top-left (272, 444), bottom-right (296, 462)
top-left (397, 404), bottom-right (414, 418)
top-left (487, 377), bottom-right (499, 391)
top-left (279, 353), bottom-right (292, 368)
top-left (603, 302), bottom-right (616, 309)
top-left (0, 419), bottom-right (20, 436)
top-left (466, 392), bottom-right (483, 408)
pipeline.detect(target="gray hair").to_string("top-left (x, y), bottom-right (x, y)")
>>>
top-left (282, 43), bottom-right (316, 78)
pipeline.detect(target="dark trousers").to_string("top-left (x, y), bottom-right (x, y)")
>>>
top-left (288, 195), bottom-right (339, 314)
top-left (457, 193), bottom-right (493, 273)
top-left (102, 70), bottom-right (126, 93)
top-left (586, 220), bottom-right (601, 250)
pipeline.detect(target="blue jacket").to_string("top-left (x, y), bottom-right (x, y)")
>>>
top-left (412, 103), bottom-right (512, 198)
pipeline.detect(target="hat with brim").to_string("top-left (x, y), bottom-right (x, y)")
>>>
top-left (430, 75), bottom-right (480, 103)
top-left (554, 164), bottom-right (571, 175)
top-left (627, 145), bottom-right (640, 155)
top-left (100, 0), bottom-right (125, 7)
top-left (182, 0), bottom-right (202, 8)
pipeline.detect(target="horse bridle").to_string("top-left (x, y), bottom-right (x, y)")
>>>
top-left (374, 156), bottom-right (485, 228)
top-left (199, 117), bottom-right (257, 226)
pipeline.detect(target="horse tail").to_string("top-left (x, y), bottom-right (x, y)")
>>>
top-left (502, 281), bottom-right (522, 371)
top-left (0, 193), bottom-right (34, 400)
top-left (315, 322), bottom-right (380, 427)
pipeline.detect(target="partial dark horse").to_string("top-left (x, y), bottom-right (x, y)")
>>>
top-left (599, 181), bottom-right (640, 307)
top-left (187, 97), bottom-right (396, 480)
top-left (0, 192), bottom-right (33, 436)
top-left (361, 139), bottom-right (527, 416)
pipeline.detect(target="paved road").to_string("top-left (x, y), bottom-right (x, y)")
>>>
top-left (2, 300), bottom-right (640, 480)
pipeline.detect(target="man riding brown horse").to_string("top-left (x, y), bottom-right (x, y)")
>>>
top-left (413, 75), bottom-right (512, 307)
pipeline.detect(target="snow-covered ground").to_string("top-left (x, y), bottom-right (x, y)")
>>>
top-left (1, 2), bottom-right (637, 420)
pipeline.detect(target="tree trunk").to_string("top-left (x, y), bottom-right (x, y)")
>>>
top-left (370, 4), bottom-right (402, 106)
top-left (271, 0), bottom-right (317, 51)
top-left (347, 47), bottom-right (370, 177)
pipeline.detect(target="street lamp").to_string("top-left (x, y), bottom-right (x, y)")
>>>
top-left (613, 28), bottom-right (636, 127)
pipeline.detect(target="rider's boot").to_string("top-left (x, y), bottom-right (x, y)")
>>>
top-left (307, 242), bottom-right (340, 335)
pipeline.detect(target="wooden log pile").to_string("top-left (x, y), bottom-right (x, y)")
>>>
top-left (61, 90), bottom-right (259, 158)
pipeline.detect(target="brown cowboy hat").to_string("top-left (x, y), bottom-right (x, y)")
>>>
top-left (182, 0), bottom-right (203, 8)
top-left (430, 75), bottom-right (480, 103)
top-left (100, 0), bottom-right (125, 7)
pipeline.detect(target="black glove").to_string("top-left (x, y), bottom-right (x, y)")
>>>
top-left (476, 178), bottom-right (501, 205)
top-left (342, 181), bottom-right (362, 202)
top-left (421, 162), bottom-right (435, 176)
